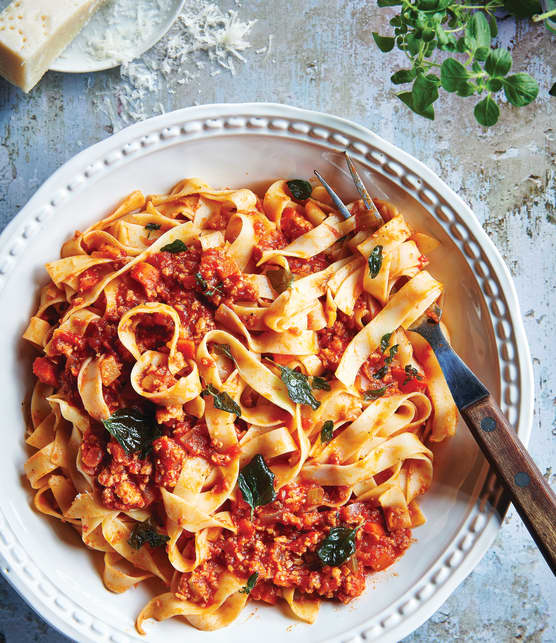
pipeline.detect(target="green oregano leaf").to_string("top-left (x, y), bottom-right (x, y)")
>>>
top-left (238, 454), bottom-right (277, 516)
top-left (128, 519), bottom-right (169, 550)
top-left (145, 222), bottom-right (161, 238)
top-left (474, 96), bottom-right (500, 127)
top-left (503, 74), bottom-right (539, 107)
top-left (287, 179), bottom-right (312, 201)
top-left (160, 239), bottom-right (188, 253)
top-left (403, 364), bottom-right (424, 385)
top-left (412, 74), bottom-right (439, 113)
top-left (201, 383), bottom-right (241, 417)
top-left (195, 272), bottom-right (224, 296)
top-left (239, 572), bottom-right (259, 594)
top-left (316, 525), bottom-right (359, 567)
top-left (391, 69), bottom-right (416, 84)
top-left (372, 32), bottom-right (395, 52)
top-left (102, 407), bottom-right (161, 458)
top-left (464, 12), bottom-right (491, 52)
top-left (267, 266), bottom-right (293, 294)
top-left (485, 49), bottom-right (512, 77)
top-left (441, 59), bottom-right (472, 93)
top-left (397, 91), bottom-right (435, 120)
top-left (549, 83), bottom-right (556, 98)
top-left (503, 0), bottom-right (541, 18)
top-left (368, 245), bottom-right (383, 279)
top-left (278, 365), bottom-right (321, 410)
top-left (320, 420), bottom-right (334, 444)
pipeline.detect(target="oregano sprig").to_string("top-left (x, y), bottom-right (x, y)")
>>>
top-left (373, 0), bottom-right (543, 127)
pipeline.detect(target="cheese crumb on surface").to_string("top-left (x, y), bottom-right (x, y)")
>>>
top-left (0, 0), bottom-right (107, 92)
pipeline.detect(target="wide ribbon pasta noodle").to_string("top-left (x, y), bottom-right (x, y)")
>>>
top-left (23, 177), bottom-right (456, 634)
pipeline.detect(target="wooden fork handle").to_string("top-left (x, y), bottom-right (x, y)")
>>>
top-left (461, 395), bottom-right (556, 573)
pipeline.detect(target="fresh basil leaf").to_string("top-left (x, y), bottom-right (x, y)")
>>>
top-left (201, 383), bottom-right (241, 417)
top-left (363, 385), bottom-right (391, 400)
top-left (316, 525), bottom-right (359, 567)
top-left (379, 332), bottom-right (393, 354)
top-left (368, 245), bottom-right (383, 279)
top-left (287, 179), bottom-right (312, 201)
top-left (486, 78), bottom-right (503, 92)
top-left (391, 69), bottom-right (416, 85)
top-left (145, 223), bottom-right (161, 231)
top-left (485, 48), bottom-right (512, 77)
top-left (267, 266), bottom-right (293, 294)
top-left (372, 32), bottom-right (395, 52)
top-left (397, 91), bottom-right (435, 120)
top-left (279, 365), bottom-right (321, 410)
top-left (238, 454), bottom-right (277, 515)
top-left (503, 74), bottom-right (539, 107)
top-left (102, 407), bottom-right (160, 458)
top-left (474, 96), bottom-right (500, 127)
top-left (320, 420), bottom-right (334, 444)
top-left (128, 520), bottom-right (169, 550)
top-left (441, 58), bottom-right (472, 93)
top-left (550, 83), bottom-right (556, 98)
top-left (160, 239), bottom-right (188, 253)
top-left (412, 74), bottom-right (439, 112)
top-left (239, 572), bottom-right (259, 594)
top-left (214, 343), bottom-right (233, 360)
top-left (503, 0), bottom-right (541, 18)
top-left (311, 376), bottom-right (331, 391)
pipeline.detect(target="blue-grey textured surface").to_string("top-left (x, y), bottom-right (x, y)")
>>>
top-left (0, 1), bottom-right (554, 641)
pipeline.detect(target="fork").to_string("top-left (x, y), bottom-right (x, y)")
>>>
top-left (315, 157), bottom-right (556, 573)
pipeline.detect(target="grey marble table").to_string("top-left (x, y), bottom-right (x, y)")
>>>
top-left (0, 1), bottom-right (554, 641)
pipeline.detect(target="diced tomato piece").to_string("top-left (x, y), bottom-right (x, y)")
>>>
top-left (177, 337), bottom-right (196, 359)
top-left (130, 261), bottom-right (160, 295)
top-left (32, 357), bottom-right (59, 387)
top-left (78, 265), bottom-right (104, 292)
top-left (280, 207), bottom-right (313, 242)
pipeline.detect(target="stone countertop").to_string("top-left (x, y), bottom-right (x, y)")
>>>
top-left (0, 1), bottom-right (554, 641)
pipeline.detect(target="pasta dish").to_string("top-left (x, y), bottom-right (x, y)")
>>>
top-left (23, 177), bottom-right (457, 632)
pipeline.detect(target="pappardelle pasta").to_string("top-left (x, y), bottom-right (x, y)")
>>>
top-left (23, 177), bottom-right (457, 633)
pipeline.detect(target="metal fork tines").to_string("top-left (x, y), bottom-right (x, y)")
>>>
top-left (314, 152), bottom-right (384, 228)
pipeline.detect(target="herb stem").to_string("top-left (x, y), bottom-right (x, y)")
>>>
top-left (532, 8), bottom-right (556, 22)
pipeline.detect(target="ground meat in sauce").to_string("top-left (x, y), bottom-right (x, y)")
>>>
top-left (175, 483), bottom-right (410, 608)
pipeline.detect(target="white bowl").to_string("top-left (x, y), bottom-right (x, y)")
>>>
top-left (0, 103), bottom-right (533, 643)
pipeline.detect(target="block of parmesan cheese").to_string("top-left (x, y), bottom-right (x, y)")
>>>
top-left (0, 0), bottom-right (107, 92)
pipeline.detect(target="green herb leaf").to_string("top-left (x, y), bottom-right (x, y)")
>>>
top-left (368, 245), bottom-right (383, 279)
top-left (102, 408), bottom-right (160, 458)
top-left (372, 32), bottom-right (395, 52)
top-left (195, 272), bottom-right (224, 297)
top-left (391, 69), bottom-right (416, 85)
top-left (238, 454), bottom-right (277, 515)
top-left (485, 49), bottom-right (512, 77)
top-left (386, 344), bottom-right (399, 364)
top-left (412, 74), bottom-right (439, 113)
top-left (441, 59), bottom-right (472, 93)
top-left (488, 13), bottom-right (498, 38)
top-left (128, 520), bottom-right (169, 550)
top-left (503, 0), bottom-right (541, 18)
top-left (503, 74), bottom-right (539, 107)
top-left (379, 332), bottom-right (393, 354)
top-left (397, 91), bottom-right (435, 120)
top-left (363, 385), bottom-right (391, 400)
top-left (378, 0), bottom-right (402, 6)
top-left (145, 223), bottom-right (161, 231)
top-left (486, 78), bottom-right (503, 92)
top-left (214, 343), bottom-right (233, 360)
top-left (549, 83), bottom-right (556, 98)
top-left (311, 376), bottom-right (331, 391)
top-left (316, 526), bottom-right (359, 567)
top-left (474, 96), bottom-right (500, 127)
top-left (267, 266), bottom-right (293, 294)
top-left (287, 179), bottom-right (312, 201)
top-left (279, 365), bottom-right (321, 410)
top-left (160, 239), bottom-right (188, 253)
top-left (239, 572), bottom-right (259, 594)
top-left (201, 383), bottom-right (241, 417)
top-left (464, 12), bottom-right (491, 52)
top-left (403, 364), bottom-right (424, 385)
top-left (320, 420), bottom-right (334, 444)
top-left (374, 365), bottom-right (388, 380)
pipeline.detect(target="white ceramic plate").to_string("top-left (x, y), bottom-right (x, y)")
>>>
top-left (51, 0), bottom-right (185, 73)
top-left (0, 104), bottom-right (533, 643)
